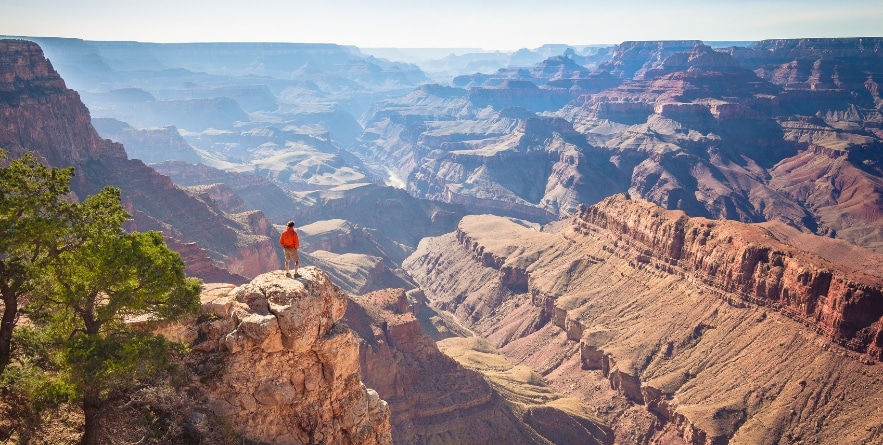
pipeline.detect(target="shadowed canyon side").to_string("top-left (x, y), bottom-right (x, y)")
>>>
top-left (403, 195), bottom-right (883, 444)
top-left (164, 268), bottom-right (392, 445)
top-left (344, 287), bottom-right (611, 444)
top-left (0, 39), bottom-right (276, 282)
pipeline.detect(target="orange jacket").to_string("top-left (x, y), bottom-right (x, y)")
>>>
top-left (279, 227), bottom-right (299, 249)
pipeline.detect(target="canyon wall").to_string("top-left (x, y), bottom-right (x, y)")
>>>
top-left (345, 287), bottom-right (610, 445)
top-left (0, 39), bottom-right (277, 281)
top-left (577, 193), bottom-right (883, 358)
top-left (403, 197), bottom-right (883, 444)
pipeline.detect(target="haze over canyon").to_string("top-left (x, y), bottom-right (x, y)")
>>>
top-left (1, 35), bottom-right (882, 444)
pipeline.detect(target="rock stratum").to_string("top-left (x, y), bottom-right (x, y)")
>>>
top-left (173, 268), bottom-right (392, 445)
top-left (403, 195), bottom-right (883, 444)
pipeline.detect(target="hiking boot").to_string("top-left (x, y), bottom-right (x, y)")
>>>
top-left (293, 272), bottom-right (302, 278)
top-left (286, 272), bottom-right (291, 278)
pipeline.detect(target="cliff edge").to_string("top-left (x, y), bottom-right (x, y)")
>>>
top-left (172, 267), bottom-right (392, 445)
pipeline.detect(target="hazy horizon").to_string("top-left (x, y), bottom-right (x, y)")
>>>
top-left (3, 0), bottom-right (882, 51)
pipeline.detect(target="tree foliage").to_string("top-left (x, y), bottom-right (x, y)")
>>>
top-left (0, 149), bottom-right (77, 376)
top-left (41, 192), bottom-right (202, 445)
top-left (0, 150), bottom-right (202, 445)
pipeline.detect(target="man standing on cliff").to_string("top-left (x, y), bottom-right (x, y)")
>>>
top-left (279, 220), bottom-right (300, 278)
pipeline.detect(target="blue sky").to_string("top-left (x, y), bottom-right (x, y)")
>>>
top-left (3, 0), bottom-right (882, 49)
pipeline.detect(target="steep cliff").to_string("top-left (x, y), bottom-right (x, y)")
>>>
top-left (0, 39), bottom-right (276, 281)
top-left (179, 268), bottom-right (393, 444)
top-left (345, 287), bottom-right (610, 445)
top-left (578, 194), bottom-right (883, 356)
top-left (403, 196), bottom-right (883, 444)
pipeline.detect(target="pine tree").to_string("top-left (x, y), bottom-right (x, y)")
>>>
top-left (41, 188), bottom-right (201, 445)
top-left (0, 150), bottom-right (77, 376)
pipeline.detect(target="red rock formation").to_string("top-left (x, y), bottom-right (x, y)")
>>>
top-left (345, 289), bottom-right (502, 443)
top-left (577, 194), bottom-right (883, 359)
top-left (0, 39), bottom-right (126, 165)
top-left (164, 238), bottom-right (248, 285)
top-left (404, 206), bottom-right (883, 444)
top-left (187, 183), bottom-right (249, 214)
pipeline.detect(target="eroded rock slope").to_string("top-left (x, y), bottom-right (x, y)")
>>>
top-left (404, 195), bottom-right (883, 444)
top-left (345, 287), bottom-right (610, 445)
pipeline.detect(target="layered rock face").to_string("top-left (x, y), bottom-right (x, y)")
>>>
top-left (345, 287), bottom-right (609, 444)
top-left (403, 197), bottom-right (883, 444)
top-left (578, 194), bottom-right (883, 357)
top-left (0, 39), bottom-right (276, 281)
top-left (345, 288), bottom-right (528, 444)
top-left (91, 118), bottom-right (203, 165)
top-left (0, 39), bottom-right (126, 165)
top-left (152, 160), bottom-right (300, 223)
top-left (182, 268), bottom-right (392, 445)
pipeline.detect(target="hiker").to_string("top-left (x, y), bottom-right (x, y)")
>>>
top-left (279, 220), bottom-right (300, 277)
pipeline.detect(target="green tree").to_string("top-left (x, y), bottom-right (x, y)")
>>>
top-left (41, 188), bottom-right (201, 445)
top-left (0, 150), bottom-right (77, 376)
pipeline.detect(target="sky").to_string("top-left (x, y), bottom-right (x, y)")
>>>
top-left (3, 0), bottom-right (882, 50)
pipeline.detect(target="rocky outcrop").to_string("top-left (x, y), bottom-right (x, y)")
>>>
top-left (467, 80), bottom-right (573, 112)
top-left (152, 160), bottom-right (300, 223)
top-left (181, 268), bottom-right (392, 445)
top-left (91, 119), bottom-right (203, 164)
top-left (600, 40), bottom-right (704, 80)
top-left (186, 183), bottom-right (249, 214)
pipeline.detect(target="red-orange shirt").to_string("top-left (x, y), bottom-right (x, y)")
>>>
top-left (279, 227), bottom-right (299, 249)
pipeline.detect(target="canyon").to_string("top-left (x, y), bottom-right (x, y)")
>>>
top-left (403, 194), bottom-right (883, 444)
top-left (3, 36), bottom-right (883, 444)
top-left (0, 39), bottom-right (275, 283)
top-left (357, 39), bottom-right (883, 254)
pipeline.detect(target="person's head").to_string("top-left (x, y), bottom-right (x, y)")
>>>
top-left (287, 221), bottom-right (295, 228)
